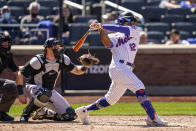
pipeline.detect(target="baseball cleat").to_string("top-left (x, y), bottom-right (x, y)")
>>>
top-left (146, 114), bottom-right (168, 126)
top-left (75, 106), bottom-right (90, 125)
top-left (20, 114), bottom-right (29, 123)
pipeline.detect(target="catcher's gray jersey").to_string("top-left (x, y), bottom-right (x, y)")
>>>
top-left (21, 54), bottom-right (74, 90)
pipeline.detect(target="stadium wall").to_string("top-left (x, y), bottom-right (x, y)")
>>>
top-left (1, 45), bottom-right (196, 96)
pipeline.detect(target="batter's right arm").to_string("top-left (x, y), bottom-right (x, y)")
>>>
top-left (99, 28), bottom-right (113, 48)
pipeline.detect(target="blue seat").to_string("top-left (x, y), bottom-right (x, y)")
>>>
top-left (74, 15), bottom-right (97, 23)
top-left (87, 32), bottom-right (103, 46)
top-left (146, 0), bottom-right (161, 6)
top-left (38, 0), bottom-right (58, 8)
top-left (69, 23), bottom-right (89, 42)
top-left (10, 6), bottom-right (25, 21)
top-left (8, 0), bottom-right (30, 8)
top-left (161, 14), bottom-right (185, 23)
top-left (168, 8), bottom-right (192, 15)
top-left (145, 22), bottom-right (170, 34)
top-left (0, 1), bottom-right (7, 8)
top-left (180, 31), bottom-right (193, 40)
top-left (121, 0), bottom-right (146, 13)
top-left (186, 15), bottom-right (196, 23)
top-left (92, 3), bottom-right (102, 22)
top-left (52, 7), bottom-right (80, 15)
top-left (147, 31), bottom-right (165, 43)
top-left (172, 22), bottom-right (196, 32)
top-left (38, 6), bottom-right (52, 17)
top-left (141, 7), bottom-right (167, 22)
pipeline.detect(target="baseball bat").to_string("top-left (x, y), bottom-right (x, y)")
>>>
top-left (73, 29), bottom-right (92, 52)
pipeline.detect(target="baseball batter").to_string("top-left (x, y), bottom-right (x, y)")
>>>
top-left (76, 12), bottom-right (168, 126)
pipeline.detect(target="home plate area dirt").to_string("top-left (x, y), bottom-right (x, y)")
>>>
top-left (3, 96), bottom-right (196, 131)
top-left (0, 116), bottom-right (196, 131)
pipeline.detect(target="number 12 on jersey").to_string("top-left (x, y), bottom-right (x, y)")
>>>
top-left (129, 43), bottom-right (136, 51)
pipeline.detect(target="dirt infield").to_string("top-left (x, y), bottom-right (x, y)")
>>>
top-left (0, 116), bottom-right (196, 131)
top-left (10, 96), bottom-right (196, 130)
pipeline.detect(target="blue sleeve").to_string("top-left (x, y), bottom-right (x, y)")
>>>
top-left (103, 24), bottom-right (130, 35)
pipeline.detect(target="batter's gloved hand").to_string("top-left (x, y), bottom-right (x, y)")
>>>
top-left (78, 51), bottom-right (100, 67)
top-left (89, 23), bottom-right (102, 31)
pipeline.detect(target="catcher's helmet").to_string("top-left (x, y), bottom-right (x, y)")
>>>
top-left (43, 37), bottom-right (63, 60)
top-left (117, 12), bottom-right (137, 25)
top-left (43, 38), bottom-right (62, 48)
top-left (0, 32), bottom-right (12, 55)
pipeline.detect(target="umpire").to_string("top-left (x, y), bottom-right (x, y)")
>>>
top-left (0, 32), bottom-right (18, 121)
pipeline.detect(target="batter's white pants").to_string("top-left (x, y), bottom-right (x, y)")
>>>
top-left (24, 84), bottom-right (70, 114)
top-left (105, 67), bottom-right (145, 105)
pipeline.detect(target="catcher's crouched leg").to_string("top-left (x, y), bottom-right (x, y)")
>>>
top-left (55, 107), bottom-right (77, 121)
top-left (20, 88), bottom-right (52, 122)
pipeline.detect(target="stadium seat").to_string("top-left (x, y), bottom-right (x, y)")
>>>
top-left (87, 32), bottom-right (103, 46)
top-left (10, 6), bottom-right (25, 21)
top-left (38, 0), bottom-right (58, 8)
top-left (121, 0), bottom-right (146, 13)
top-left (180, 31), bottom-right (193, 40)
top-left (148, 39), bottom-right (161, 44)
top-left (69, 23), bottom-right (89, 42)
top-left (141, 7), bottom-right (167, 22)
top-left (45, 15), bottom-right (56, 21)
top-left (161, 14), bottom-right (185, 23)
top-left (168, 8), bottom-right (192, 15)
top-left (0, 1), bottom-right (7, 8)
top-left (147, 31), bottom-right (165, 43)
top-left (171, 22), bottom-right (196, 32)
top-left (8, 0), bottom-right (30, 8)
top-left (91, 3), bottom-right (102, 22)
top-left (74, 15), bottom-right (97, 23)
top-left (145, 22), bottom-right (170, 34)
top-left (38, 6), bottom-right (52, 17)
top-left (186, 15), bottom-right (196, 23)
top-left (52, 7), bottom-right (80, 16)
top-left (146, 0), bottom-right (161, 6)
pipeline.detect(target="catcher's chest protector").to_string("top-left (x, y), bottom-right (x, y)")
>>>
top-left (32, 54), bottom-right (63, 90)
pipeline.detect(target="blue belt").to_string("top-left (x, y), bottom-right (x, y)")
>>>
top-left (119, 60), bottom-right (134, 67)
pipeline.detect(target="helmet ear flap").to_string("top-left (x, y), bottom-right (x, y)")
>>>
top-left (117, 18), bottom-right (125, 25)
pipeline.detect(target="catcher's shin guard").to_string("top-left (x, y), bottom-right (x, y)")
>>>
top-left (20, 98), bottom-right (40, 122)
top-left (136, 89), bottom-right (156, 120)
top-left (32, 107), bottom-right (57, 120)
top-left (20, 88), bottom-right (52, 122)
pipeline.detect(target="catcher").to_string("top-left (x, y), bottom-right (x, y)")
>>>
top-left (16, 37), bottom-right (99, 122)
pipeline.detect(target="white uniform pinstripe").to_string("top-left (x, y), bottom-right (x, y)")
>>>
top-left (104, 26), bottom-right (145, 105)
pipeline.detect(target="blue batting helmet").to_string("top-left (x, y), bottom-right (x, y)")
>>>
top-left (117, 12), bottom-right (137, 25)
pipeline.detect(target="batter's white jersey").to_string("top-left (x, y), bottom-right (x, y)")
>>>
top-left (108, 25), bottom-right (140, 69)
top-left (104, 25), bottom-right (145, 105)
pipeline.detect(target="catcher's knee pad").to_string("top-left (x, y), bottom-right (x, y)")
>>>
top-left (34, 88), bottom-right (52, 107)
top-left (136, 89), bottom-right (148, 104)
top-left (60, 107), bottom-right (77, 121)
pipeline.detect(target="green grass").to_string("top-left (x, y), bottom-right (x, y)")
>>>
top-left (10, 102), bottom-right (196, 116)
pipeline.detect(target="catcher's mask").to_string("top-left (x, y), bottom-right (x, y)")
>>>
top-left (44, 38), bottom-right (63, 60)
top-left (0, 32), bottom-right (12, 55)
top-left (117, 12), bottom-right (137, 25)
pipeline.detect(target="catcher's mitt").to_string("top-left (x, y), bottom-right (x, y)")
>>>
top-left (79, 51), bottom-right (100, 66)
